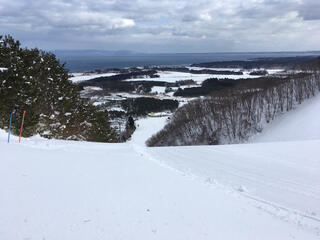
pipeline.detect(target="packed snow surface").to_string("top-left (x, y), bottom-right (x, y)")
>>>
top-left (1, 95), bottom-right (320, 239)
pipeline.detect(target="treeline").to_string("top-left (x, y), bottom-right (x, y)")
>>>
top-left (121, 97), bottom-right (179, 116)
top-left (79, 77), bottom-right (196, 94)
top-left (78, 66), bottom-right (244, 93)
top-left (174, 78), bottom-right (240, 97)
top-left (249, 70), bottom-right (268, 75)
top-left (189, 69), bottom-right (243, 75)
top-left (0, 35), bottom-right (117, 142)
top-left (84, 67), bottom-right (144, 75)
top-left (150, 66), bottom-right (243, 75)
top-left (192, 56), bottom-right (317, 69)
top-left (86, 66), bottom-right (243, 76)
top-left (78, 70), bottom-right (160, 92)
top-left (147, 71), bottom-right (320, 146)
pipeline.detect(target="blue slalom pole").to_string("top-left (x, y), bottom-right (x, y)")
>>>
top-left (8, 112), bottom-right (13, 143)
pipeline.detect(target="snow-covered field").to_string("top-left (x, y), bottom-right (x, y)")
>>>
top-left (151, 85), bottom-right (198, 95)
top-left (188, 66), bottom-right (285, 75)
top-left (151, 86), bottom-right (166, 94)
top-left (69, 72), bottom-right (117, 83)
top-left (72, 68), bottom-right (282, 106)
top-left (70, 68), bottom-right (279, 86)
top-left (1, 92), bottom-right (320, 239)
top-left (125, 70), bottom-right (260, 84)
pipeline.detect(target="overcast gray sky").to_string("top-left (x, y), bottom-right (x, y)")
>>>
top-left (1, 0), bottom-right (320, 53)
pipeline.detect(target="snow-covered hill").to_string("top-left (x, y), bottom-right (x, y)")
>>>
top-left (146, 94), bottom-right (320, 222)
top-left (1, 94), bottom-right (320, 239)
top-left (250, 94), bottom-right (320, 143)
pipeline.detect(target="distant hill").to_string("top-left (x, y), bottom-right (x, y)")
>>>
top-left (192, 56), bottom-right (319, 69)
top-left (53, 49), bottom-right (144, 57)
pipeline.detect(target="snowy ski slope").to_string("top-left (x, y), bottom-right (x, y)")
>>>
top-left (250, 94), bottom-right (320, 143)
top-left (1, 95), bottom-right (320, 239)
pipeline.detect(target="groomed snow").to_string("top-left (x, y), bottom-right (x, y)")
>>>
top-left (1, 93), bottom-right (320, 239)
top-left (1, 129), bottom-right (319, 239)
top-left (143, 94), bottom-right (320, 231)
top-left (147, 140), bottom-right (320, 231)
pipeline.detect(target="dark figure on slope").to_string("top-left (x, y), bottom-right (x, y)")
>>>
top-left (120, 116), bottom-right (136, 142)
top-left (127, 116), bottom-right (135, 130)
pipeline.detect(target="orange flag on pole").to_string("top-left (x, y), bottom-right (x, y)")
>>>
top-left (19, 110), bottom-right (26, 143)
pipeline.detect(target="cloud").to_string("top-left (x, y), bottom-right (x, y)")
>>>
top-left (0, 0), bottom-right (320, 52)
top-left (298, 0), bottom-right (320, 20)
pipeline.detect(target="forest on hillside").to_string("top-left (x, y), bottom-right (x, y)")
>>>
top-left (191, 56), bottom-right (317, 69)
top-left (147, 61), bottom-right (320, 146)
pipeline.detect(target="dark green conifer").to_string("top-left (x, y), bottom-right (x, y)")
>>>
top-left (0, 35), bottom-right (117, 142)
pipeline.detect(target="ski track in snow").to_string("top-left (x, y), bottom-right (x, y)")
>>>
top-left (4, 133), bottom-right (319, 239)
top-left (2, 94), bottom-right (320, 239)
top-left (128, 101), bottom-right (320, 235)
top-left (131, 141), bottom-right (320, 236)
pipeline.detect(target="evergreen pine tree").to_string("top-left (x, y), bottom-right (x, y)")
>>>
top-left (0, 35), bottom-right (117, 142)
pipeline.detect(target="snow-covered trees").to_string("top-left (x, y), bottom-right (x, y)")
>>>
top-left (0, 35), bottom-right (117, 142)
top-left (147, 71), bottom-right (320, 146)
top-left (121, 97), bottom-right (178, 116)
